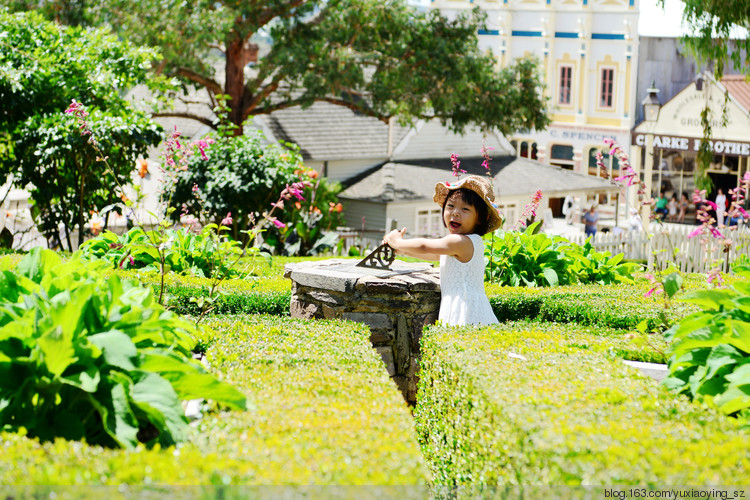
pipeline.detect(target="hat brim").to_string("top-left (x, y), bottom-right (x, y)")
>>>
top-left (433, 177), bottom-right (503, 233)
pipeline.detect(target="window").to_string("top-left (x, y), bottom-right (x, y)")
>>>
top-left (558, 65), bottom-right (573, 105)
top-left (520, 141), bottom-right (538, 159)
top-left (550, 144), bottom-right (575, 169)
top-left (495, 202), bottom-right (516, 229)
top-left (588, 148), bottom-right (620, 179)
top-left (416, 208), bottom-right (445, 237)
top-left (600, 68), bottom-right (614, 108)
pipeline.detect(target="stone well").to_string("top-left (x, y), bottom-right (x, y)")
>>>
top-left (284, 259), bottom-right (441, 403)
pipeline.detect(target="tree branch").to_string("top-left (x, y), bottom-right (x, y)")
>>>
top-left (153, 111), bottom-right (216, 129)
top-left (253, 96), bottom-right (392, 124)
top-left (174, 67), bottom-right (223, 96)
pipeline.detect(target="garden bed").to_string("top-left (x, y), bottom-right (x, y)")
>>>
top-left (0, 315), bottom-right (427, 485)
top-left (414, 322), bottom-right (749, 485)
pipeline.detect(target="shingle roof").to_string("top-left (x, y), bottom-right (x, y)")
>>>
top-left (267, 102), bottom-right (411, 160)
top-left (267, 101), bottom-right (516, 162)
top-left (721, 75), bottom-right (750, 113)
top-left (340, 158), bottom-right (618, 202)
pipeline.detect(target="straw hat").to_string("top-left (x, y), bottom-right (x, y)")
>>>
top-left (433, 175), bottom-right (503, 233)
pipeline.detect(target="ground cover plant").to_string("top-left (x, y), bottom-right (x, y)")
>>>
top-left (0, 249), bottom-right (246, 449)
top-left (414, 322), bottom-right (750, 485)
top-left (0, 314), bottom-right (427, 485)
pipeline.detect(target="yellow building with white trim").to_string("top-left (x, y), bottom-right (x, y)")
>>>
top-left (429, 0), bottom-right (639, 182)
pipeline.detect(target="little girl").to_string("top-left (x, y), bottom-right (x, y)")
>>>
top-left (384, 175), bottom-right (501, 326)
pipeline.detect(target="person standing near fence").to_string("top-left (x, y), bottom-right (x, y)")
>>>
top-left (582, 204), bottom-right (599, 237)
top-left (715, 188), bottom-right (727, 227)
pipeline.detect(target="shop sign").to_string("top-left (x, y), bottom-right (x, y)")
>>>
top-left (632, 133), bottom-right (750, 157)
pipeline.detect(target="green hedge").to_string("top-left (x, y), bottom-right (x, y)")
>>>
top-left (486, 283), bottom-right (700, 331)
top-left (108, 270), bottom-right (292, 316)
top-left (414, 322), bottom-right (749, 485)
top-left (1, 315), bottom-right (428, 485)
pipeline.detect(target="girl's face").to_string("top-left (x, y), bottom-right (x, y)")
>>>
top-left (443, 193), bottom-right (479, 235)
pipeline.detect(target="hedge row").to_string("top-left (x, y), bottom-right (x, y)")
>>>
top-left (414, 322), bottom-right (749, 485)
top-left (1, 315), bottom-right (428, 485)
top-left (109, 270), bottom-right (292, 316)
top-left (486, 283), bottom-right (700, 331)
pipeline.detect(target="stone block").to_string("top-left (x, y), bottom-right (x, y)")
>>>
top-left (289, 267), bottom-right (359, 293)
top-left (369, 329), bottom-right (393, 346)
top-left (341, 312), bottom-right (393, 330)
top-left (290, 299), bottom-right (321, 319)
top-left (393, 314), bottom-right (411, 375)
top-left (375, 346), bottom-right (396, 376)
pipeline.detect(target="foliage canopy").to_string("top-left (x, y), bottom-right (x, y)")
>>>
top-left (12, 0), bottom-right (550, 136)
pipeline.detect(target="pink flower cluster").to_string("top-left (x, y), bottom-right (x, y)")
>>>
top-left (267, 180), bottom-right (312, 229)
top-left (480, 142), bottom-right (494, 176)
top-left (450, 153), bottom-right (466, 178)
top-left (513, 189), bottom-right (543, 231)
top-left (65, 100), bottom-right (97, 146)
top-left (688, 189), bottom-right (723, 239)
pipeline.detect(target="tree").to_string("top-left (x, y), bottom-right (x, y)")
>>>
top-left (0, 11), bottom-right (164, 250)
top-left (666, 0), bottom-right (750, 78)
top-left (85, 0), bottom-right (549, 136)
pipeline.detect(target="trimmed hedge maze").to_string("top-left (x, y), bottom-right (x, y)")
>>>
top-left (0, 315), bottom-right (427, 485)
top-left (414, 322), bottom-right (749, 485)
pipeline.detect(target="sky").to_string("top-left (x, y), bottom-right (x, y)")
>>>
top-left (410, 0), bottom-right (691, 37)
top-left (638, 0), bottom-right (688, 37)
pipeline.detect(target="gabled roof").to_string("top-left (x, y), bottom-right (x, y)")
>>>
top-left (340, 158), bottom-right (618, 203)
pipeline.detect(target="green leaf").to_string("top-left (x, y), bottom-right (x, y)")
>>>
top-left (37, 326), bottom-right (77, 377)
top-left (16, 248), bottom-right (61, 284)
top-left (662, 272), bottom-right (683, 298)
top-left (88, 330), bottom-right (138, 371)
top-left (130, 371), bottom-right (188, 445)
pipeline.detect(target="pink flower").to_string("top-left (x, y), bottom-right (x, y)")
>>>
top-left (450, 153), bottom-right (465, 178)
top-left (221, 212), bottom-right (232, 226)
top-left (271, 218), bottom-right (286, 229)
top-left (195, 139), bottom-right (211, 161)
top-left (707, 268), bottom-right (725, 287)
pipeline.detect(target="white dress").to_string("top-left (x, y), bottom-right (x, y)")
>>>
top-left (438, 233), bottom-right (499, 326)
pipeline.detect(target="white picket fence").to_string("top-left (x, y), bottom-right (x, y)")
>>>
top-left (563, 225), bottom-right (750, 273)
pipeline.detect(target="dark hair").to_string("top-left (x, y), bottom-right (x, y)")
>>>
top-left (441, 188), bottom-right (490, 235)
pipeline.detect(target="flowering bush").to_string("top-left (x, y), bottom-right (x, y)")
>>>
top-left (262, 167), bottom-right (344, 256)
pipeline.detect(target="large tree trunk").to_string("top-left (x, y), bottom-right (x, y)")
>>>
top-left (225, 35), bottom-right (247, 136)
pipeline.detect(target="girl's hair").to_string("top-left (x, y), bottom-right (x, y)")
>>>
top-left (441, 188), bottom-right (490, 235)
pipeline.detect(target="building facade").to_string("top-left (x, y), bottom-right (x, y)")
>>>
top-left (429, 0), bottom-right (639, 180)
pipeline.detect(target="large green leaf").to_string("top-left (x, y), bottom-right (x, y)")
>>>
top-left (16, 247), bottom-right (61, 284)
top-left (88, 330), bottom-right (138, 371)
top-left (130, 371), bottom-right (188, 445)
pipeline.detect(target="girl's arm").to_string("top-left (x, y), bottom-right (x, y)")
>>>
top-left (383, 228), bottom-right (474, 263)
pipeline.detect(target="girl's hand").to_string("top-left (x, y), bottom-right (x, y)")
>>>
top-left (383, 227), bottom-right (406, 249)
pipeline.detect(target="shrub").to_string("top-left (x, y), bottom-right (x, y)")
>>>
top-left (0, 249), bottom-right (246, 449)
top-left (663, 267), bottom-right (750, 424)
top-left (77, 226), bottom-right (243, 279)
top-left (0, 315), bottom-right (428, 485)
top-left (485, 223), bottom-right (640, 287)
top-left (486, 283), bottom-right (698, 332)
top-left (415, 322), bottom-right (749, 485)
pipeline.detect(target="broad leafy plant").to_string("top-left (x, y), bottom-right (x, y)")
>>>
top-left (0, 249), bottom-right (247, 449)
top-left (562, 239), bottom-right (641, 285)
top-left (663, 266), bottom-right (750, 424)
top-left (77, 225), bottom-right (243, 279)
top-left (485, 222), bottom-right (570, 287)
top-left (485, 222), bottom-right (639, 287)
